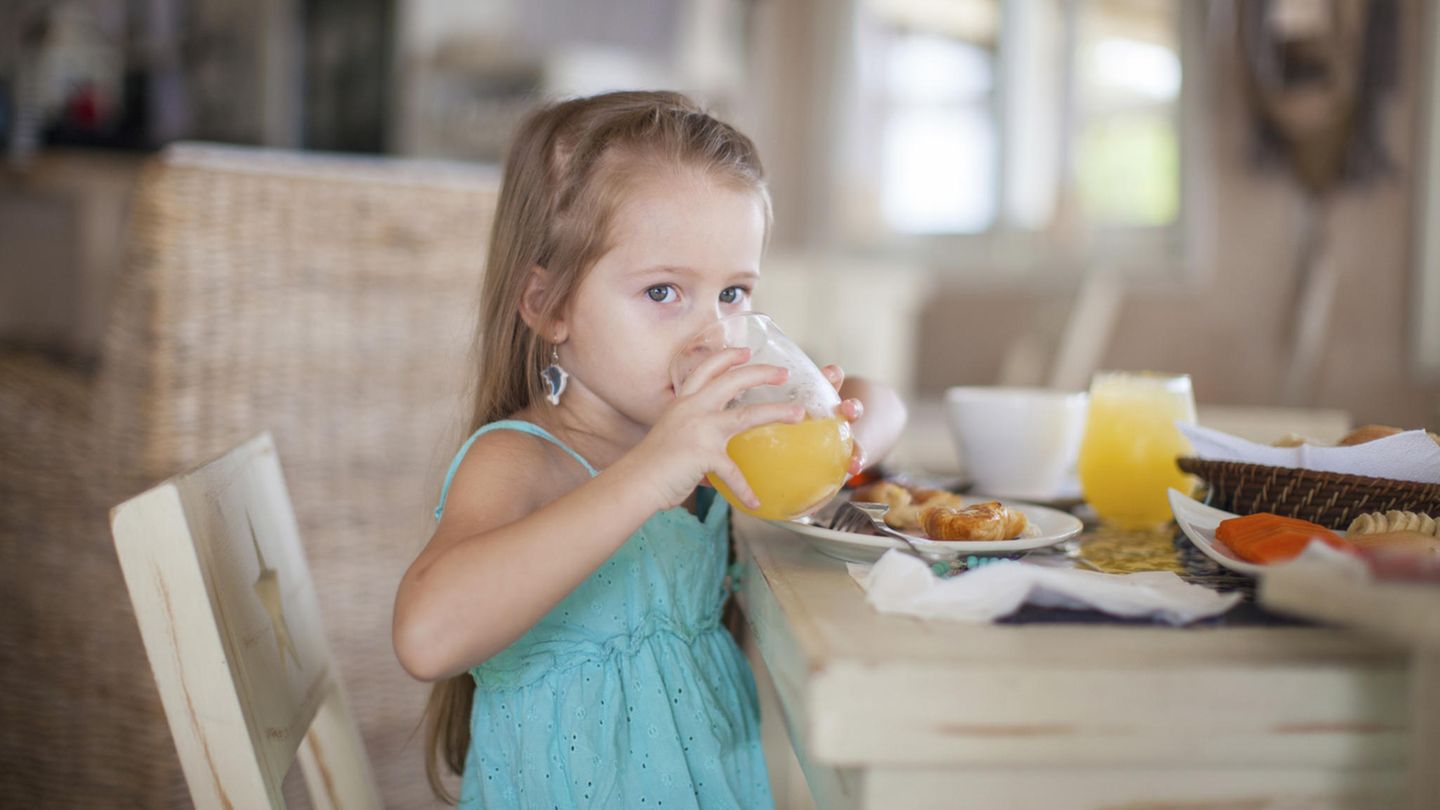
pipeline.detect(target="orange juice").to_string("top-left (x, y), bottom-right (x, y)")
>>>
top-left (1076, 373), bottom-right (1196, 529)
top-left (709, 416), bottom-right (853, 520)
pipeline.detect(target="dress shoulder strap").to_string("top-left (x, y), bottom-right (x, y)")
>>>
top-left (434, 419), bottom-right (598, 521)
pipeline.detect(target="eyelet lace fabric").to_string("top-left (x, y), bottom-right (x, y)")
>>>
top-left (436, 421), bottom-right (774, 809)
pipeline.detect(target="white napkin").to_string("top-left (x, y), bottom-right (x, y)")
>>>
top-left (847, 550), bottom-right (1241, 626)
top-left (1289, 540), bottom-right (1372, 577)
top-left (1179, 423), bottom-right (1440, 485)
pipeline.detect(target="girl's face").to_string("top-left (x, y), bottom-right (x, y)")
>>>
top-left (559, 169), bottom-right (767, 429)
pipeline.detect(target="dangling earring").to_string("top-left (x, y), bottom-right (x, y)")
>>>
top-left (540, 344), bottom-right (569, 406)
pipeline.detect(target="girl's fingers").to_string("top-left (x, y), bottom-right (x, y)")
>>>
top-left (732, 402), bottom-right (805, 434)
top-left (696, 362), bottom-right (788, 410)
top-left (711, 458), bottom-right (760, 510)
top-left (838, 397), bottom-right (864, 422)
top-left (821, 363), bottom-right (844, 392)
top-left (678, 347), bottom-right (752, 397)
top-left (848, 440), bottom-right (867, 475)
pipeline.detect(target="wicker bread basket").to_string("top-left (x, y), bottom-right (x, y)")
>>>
top-left (1176, 457), bottom-right (1440, 530)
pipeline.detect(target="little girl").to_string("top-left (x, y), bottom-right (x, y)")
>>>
top-left (393, 91), bottom-right (905, 808)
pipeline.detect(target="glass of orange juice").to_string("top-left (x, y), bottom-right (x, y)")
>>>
top-left (1076, 371), bottom-right (1197, 530)
top-left (670, 313), bottom-right (853, 521)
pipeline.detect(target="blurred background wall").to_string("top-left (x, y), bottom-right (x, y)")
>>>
top-left (3, 0), bottom-right (1436, 426)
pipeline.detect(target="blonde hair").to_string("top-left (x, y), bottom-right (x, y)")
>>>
top-left (423, 90), bottom-right (770, 803)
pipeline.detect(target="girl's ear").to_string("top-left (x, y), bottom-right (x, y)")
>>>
top-left (519, 266), bottom-right (567, 343)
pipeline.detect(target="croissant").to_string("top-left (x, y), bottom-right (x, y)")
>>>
top-left (891, 489), bottom-right (966, 530)
top-left (848, 482), bottom-right (917, 530)
top-left (915, 489), bottom-right (964, 509)
top-left (921, 501), bottom-right (1029, 541)
top-left (850, 481), bottom-right (912, 511)
top-left (851, 481), bottom-right (966, 532)
top-left (1347, 511), bottom-right (1439, 537)
top-left (883, 505), bottom-right (924, 531)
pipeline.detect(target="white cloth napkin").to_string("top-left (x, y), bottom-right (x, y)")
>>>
top-left (1178, 423), bottom-right (1440, 485)
top-left (846, 550), bottom-right (1241, 626)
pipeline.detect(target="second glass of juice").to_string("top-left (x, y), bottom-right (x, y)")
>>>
top-left (669, 312), bottom-right (852, 521)
top-left (1076, 371), bottom-right (1197, 530)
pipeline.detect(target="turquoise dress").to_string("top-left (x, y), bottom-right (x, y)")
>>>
top-left (434, 420), bottom-right (775, 809)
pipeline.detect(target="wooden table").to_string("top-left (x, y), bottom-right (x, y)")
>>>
top-left (1262, 561), bottom-right (1440, 810)
top-left (733, 514), bottom-right (1411, 809)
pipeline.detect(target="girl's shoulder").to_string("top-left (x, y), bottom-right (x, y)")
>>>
top-left (437, 420), bottom-right (592, 531)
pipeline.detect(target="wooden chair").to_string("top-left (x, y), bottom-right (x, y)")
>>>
top-left (110, 433), bottom-right (381, 809)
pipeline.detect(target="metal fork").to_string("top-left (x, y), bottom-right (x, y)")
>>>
top-left (832, 501), bottom-right (965, 576)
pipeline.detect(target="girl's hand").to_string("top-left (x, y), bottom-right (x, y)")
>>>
top-left (631, 347), bottom-right (805, 512)
top-left (821, 364), bottom-right (866, 475)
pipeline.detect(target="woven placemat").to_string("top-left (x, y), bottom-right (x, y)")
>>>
top-left (999, 524), bottom-right (1302, 628)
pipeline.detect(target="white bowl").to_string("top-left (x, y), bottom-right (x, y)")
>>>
top-left (944, 386), bottom-right (1088, 501)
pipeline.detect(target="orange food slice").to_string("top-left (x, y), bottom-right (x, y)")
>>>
top-left (1214, 513), bottom-right (1355, 565)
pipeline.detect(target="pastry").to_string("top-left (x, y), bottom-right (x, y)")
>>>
top-left (884, 488), bottom-right (965, 532)
top-left (913, 488), bottom-right (965, 510)
top-left (889, 508), bottom-right (924, 531)
top-left (850, 480), bottom-right (964, 532)
top-left (1347, 530), bottom-right (1440, 556)
top-left (920, 501), bottom-right (1029, 541)
top-left (850, 480), bottom-right (912, 511)
top-left (1347, 510), bottom-right (1439, 537)
top-left (1338, 425), bottom-right (1403, 446)
top-left (1271, 426), bottom-right (1439, 448)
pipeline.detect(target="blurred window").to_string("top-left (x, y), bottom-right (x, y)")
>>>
top-left (844, 0), bottom-right (1194, 275)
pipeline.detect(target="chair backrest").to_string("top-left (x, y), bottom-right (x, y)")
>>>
top-left (110, 433), bottom-right (381, 809)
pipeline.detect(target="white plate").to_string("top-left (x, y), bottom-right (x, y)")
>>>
top-left (1168, 487), bottom-right (1350, 577)
top-left (775, 496), bottom-right (1084, 564)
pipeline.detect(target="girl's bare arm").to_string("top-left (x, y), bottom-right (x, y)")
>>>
top-left (392, 438), bottom-right (669, 682)
top-left (393, 350), bottom-right (798, 682)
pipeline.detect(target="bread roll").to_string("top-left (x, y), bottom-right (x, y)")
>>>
top-left (1338, 425), bottom-right (1403, 446)
top-left (1347, 530), bottom-right (1440, 556)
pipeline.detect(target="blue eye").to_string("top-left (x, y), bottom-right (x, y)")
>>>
top-left (719, 286), bottom-right (747, 304)
top-left (646, 285), bottom-right (676, 303)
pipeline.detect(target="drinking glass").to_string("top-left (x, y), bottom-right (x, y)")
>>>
top-left (1076, 371), bottom-right (1197, 529)
top-left (670, 313), bottom-right (853, 521)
